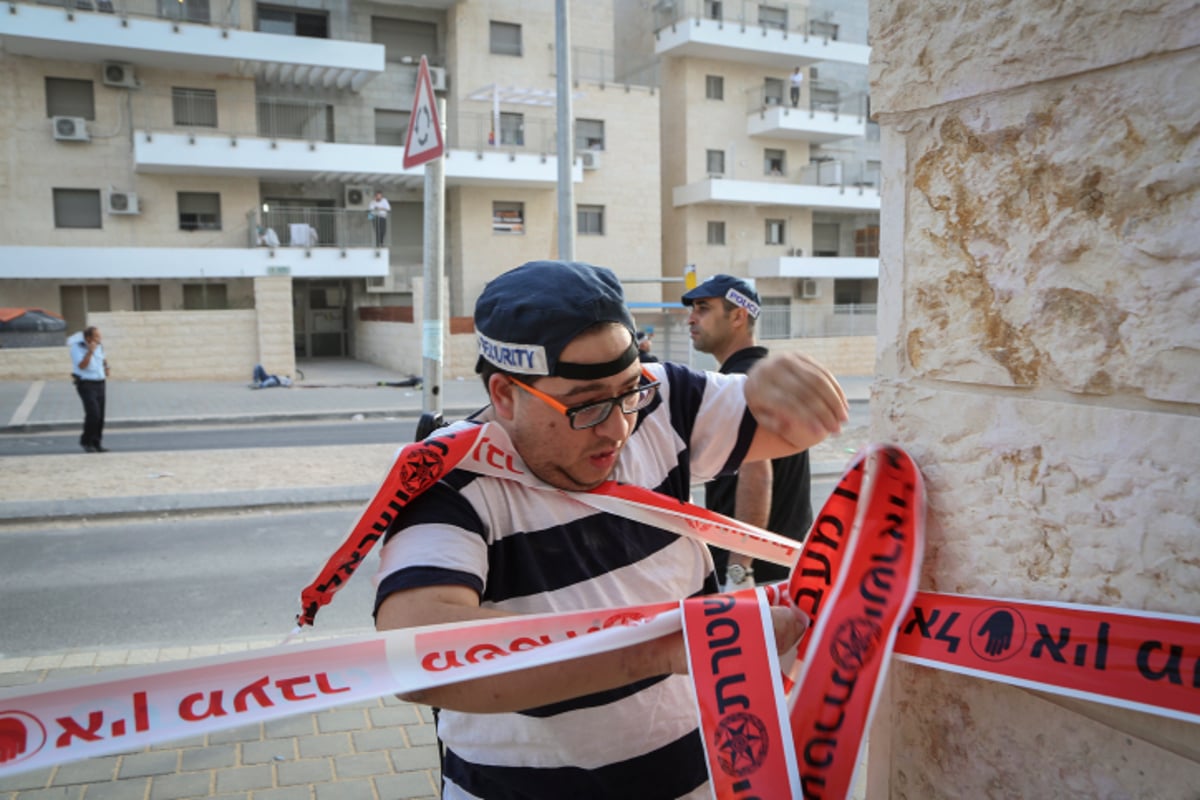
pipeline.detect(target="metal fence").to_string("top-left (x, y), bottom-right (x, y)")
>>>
top-left (652, 0), bottom-right (863, 45)
top-left (760, 303), bottom-right (877, 339)
top-left (450, 111), bottom-right (558, 154)
top-left (247, 206), bottom-right (386, 249)
top-left (25, 0), bottom-right (239, 27)
top-left (744, 82), bottom-right (868, 120)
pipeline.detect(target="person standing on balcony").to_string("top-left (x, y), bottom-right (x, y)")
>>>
top-left (790, 66), bottom-right (804, 107)
top-left (683, 275), bottom-right (814, 593)
top-left (368, 190), bottom-right (391, 247)
top-left (68, 326), bottom-right (110, 453)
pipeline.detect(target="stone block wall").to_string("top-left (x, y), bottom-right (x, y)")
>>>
top-left (867, 0), bottom-right (1199, 796)
top-left (88, 310), bottom-right (259, 381)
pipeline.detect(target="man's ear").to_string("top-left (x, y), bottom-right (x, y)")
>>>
top-left (489, 373), bottom-right (518, 420)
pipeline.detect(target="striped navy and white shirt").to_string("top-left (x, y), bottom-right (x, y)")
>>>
top-left (374, 361), bottom-right (758, 799)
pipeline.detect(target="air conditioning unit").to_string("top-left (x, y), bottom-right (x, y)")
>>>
top-left (428, 66), bottom-right (448, 93)
top-left (581, 151), bottom-right (601, 170)
top-left (106, 191), bottom-right (140, 215)
top-left (345, 185), bottom-right (372, 209)
top-left (103, 62), bottom-right (138, 89)
top-left (52, 116), bottom-right (90, 142)
top-left (799, 278), bottom-right (821, 299)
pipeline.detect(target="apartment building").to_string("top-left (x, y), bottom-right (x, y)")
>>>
top-left (0, 0), bottom-right (662, 380)
top-left (617, 0), bottom-right (879, 369)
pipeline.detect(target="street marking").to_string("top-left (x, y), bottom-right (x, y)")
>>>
top-left (9, 381), bottom-right (45, 428)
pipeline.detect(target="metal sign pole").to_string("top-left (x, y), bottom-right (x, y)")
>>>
top-left (421, 96), bottom-right (446, 417)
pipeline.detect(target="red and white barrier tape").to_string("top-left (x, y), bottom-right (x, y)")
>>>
top-left (1, 432), bottom-right (1196, 799)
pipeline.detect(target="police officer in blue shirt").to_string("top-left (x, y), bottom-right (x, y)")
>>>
top-left (70, 326), bottom-right (109, 453)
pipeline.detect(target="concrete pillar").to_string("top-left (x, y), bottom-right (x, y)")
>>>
top-left (253, 276), bottom-right (296, 378)
top-left (867, 0), bottom-right (1199, 795)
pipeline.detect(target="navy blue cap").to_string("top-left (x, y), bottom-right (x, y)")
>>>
top-left (681, 274), bottom-right (761, 319)
top-left (475, 260), bottom-right (637, 379)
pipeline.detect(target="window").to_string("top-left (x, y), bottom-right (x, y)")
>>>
top-left (758, 4), bottom-right (787, 30)
top-left (707, 221), bottom-right (726, 245)
top-left (256, 5), bottom-right (328, 38)
top-left (375, 109), bottom-right (410, 146)
top-left (172, 87), bottom-right (217, 128)
top-left (809, 18), bottom-right (839, 40)
top-left (704, 1), bottom-right (723, 20)
top-left (372, 17), bottom-right (438, 63)
top-left (60, 285), bottom-right (111, 335)
top-left (575, 118), bottom-right (605, 151)
top-left (45, 78), bottom-right (95, 120)
top-left (759, 297), bottom-right (790, 340)
top-left (706, 149), bottom-right (725, 176)
top-left (178, 192), bottom-right (221, 231)
top-left (490, 21), bottom-right (522, 56)
top-left (764, 148), bottom-right (786, 176)
top-left (834, 279), bottom-right (876, 306)
top-left (705, 75), bottom-right (724, 100)
top-left (765, 218), bottom-right (786, 245)
top-left (763, 77), bottom-right (784, 106)
top-left (133, 284), bottom-right (162, 311)
top-left (53, 189), bottom-right (102, 229)
top-left (811, 86), bottom-right (840, 112)
top-left (577, 205), bottom-right (604, 235)
top-left (499, 112), bottom-right (524, 146)
top-left (183, 283), bottom-right (229, 310)
top-left (493, 201), bottom-right (524, 234)
top-left (257, 99), bottom-right (333, 141)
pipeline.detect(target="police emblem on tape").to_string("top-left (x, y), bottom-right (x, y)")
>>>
top-left (0, 711), bottom-right (47, 767)
top-left (397, 445), bottom-right (445, 495)
top-left (714, 712), bottom-right (769, 777)
top-left (830, 617), bottom-right (882, 672)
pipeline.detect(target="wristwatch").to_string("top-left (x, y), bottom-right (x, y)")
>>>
top-left (726, 563), bottom-right (754, 584)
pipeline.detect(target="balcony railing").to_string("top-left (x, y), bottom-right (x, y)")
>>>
top-left (744, 83), bottom-right (868, 119)
top-left (653, 0), bottom-right (863, 45)
top-left (247, 206), bottom-right (387, 250)
top-left (707, 159), bottom-right (880, 191)
top-left (760, 303), bottom-right (877, 339)
top-left (24, 0), bottom-right (240, 28)
top-left (132, 92), bottom-right (338, 142)
top-left (450, 111), bottom-right (558, 155)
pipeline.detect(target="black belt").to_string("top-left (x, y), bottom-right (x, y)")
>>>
top-left (73, 376), bottom-right (105, 383)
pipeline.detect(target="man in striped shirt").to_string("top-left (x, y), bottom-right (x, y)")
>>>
top-left (374, 260), bottom-right (848, 799)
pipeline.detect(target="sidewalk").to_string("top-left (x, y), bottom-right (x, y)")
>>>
top-left (0, 360), bottom-right (873, 800)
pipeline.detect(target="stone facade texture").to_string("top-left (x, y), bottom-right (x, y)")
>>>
top-left (867, 0), bottom-right (1199, 796)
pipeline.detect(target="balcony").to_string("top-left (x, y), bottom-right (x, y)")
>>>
top-left (0, 0), bottom-right (384, 91)
top-left (748, 255), bottom-right (879, 280)
top-left (0, 206), bottom-right (388, 281)
top-left (745, 84), bottom-right (868, 144)
top-left (133, 99), bottom-right (578, 189)
top-left (653, 0), bottom-right (869, 69)
top-left (674, 160), bottom-right (880, 212)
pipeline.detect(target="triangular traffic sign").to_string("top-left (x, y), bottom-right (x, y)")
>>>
top-left (403, 55), bottom-right (444, 169)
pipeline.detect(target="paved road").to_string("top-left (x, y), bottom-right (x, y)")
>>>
top-left (0, 420), bottom-right (420, 457)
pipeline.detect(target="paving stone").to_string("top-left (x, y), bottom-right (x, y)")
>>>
top-left (333, 751), bottom-right (391, 779)
top-left (207, 724), bottom-right (262, 746)
top-left (297, 733), bottom-right (351, 759)
top-left (178, 744), bottom-right (236, 772)
top-left (367, 704), bottom-right (421, 728)
top-left (241, 738), bottom-right (295, 765)
top-left (263, 716), bottom-right (313, 740)
top-left (315, 778), bottom-right (376, 800)
top-left (117, 750), bottom-right (178, 778)
top-left (314, 709), bottom-right (366, 734)
top-left (403, 724), bottom-right (438, 747)
top-left (214, 765), bottom-right (273, 793)
top-left (375, 771), bottom-right (439, 799)
top-left (80, 777), bottom-right (150, 799)
top-left (151, 736), bottom-right (205, 751)
top-left (275, 758), bottom-right (332, 786)
top-left (149, 771), bottom-right (213, 800)
top-left (250, 788), bottom-right (311, 800)
top-left (0, 767), bottom-right (53, 791)
top-left (389, 745), bottom-right (440, 772)
top-left (352, 727), bottom-right (406, 752)
top-left (52, 756), bottom-right (119, 785)
top-left (11, 787), bottom-right (85, 799)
